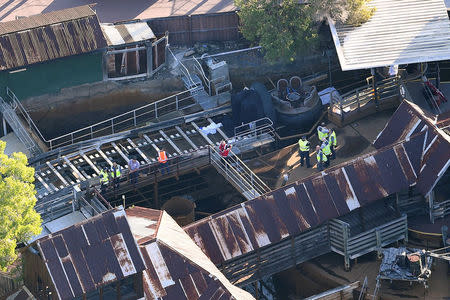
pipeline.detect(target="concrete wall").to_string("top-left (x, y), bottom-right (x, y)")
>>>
top-left (0, 51), bottom-right (103, 100)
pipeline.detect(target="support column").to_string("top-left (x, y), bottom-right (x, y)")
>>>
top-left (371, 68), bottom-right (379, 109)
top-left (2, 115), bottom-right (7, 136)
top-left (146, 42), bottom-right (153, 78)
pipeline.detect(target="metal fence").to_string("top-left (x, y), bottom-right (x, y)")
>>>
top-left (329, 76), bottom-right (401, 126)
top-left (147, 12), bottom-right (240, 45)
top-left (329, 215), bottom-right (408, 270)
top-left (6, 87), bottom-right (199, 151)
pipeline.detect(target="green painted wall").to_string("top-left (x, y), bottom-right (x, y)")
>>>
top-left (0, 51), bottom-right (104, 100)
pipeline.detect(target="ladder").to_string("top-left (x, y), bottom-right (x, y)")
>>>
top-left (209, 145), bottom-right (271, 200)
top-left (33, 118), bottom-right (230, 205)
top-left (0, 97), bottom-right (42, 156)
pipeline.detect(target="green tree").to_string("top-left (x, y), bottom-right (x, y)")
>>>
top-left (0, 141), bottom-right (41, 271)
top-left (235, 0), bottom-right (375, 62)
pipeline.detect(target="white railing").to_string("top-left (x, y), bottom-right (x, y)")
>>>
top-left (193, 56), bottom-right (231, 96)
top-left (234, 117), bottom-right (275, 141)
top-left (6, 87), bottom-right (198, 150)
top-left (209, 145), bottom-right (271, 200)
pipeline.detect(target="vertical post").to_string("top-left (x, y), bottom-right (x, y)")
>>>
top-left (376, 229), bottom-right (382, 258)
top-left (102, 52), bottom-right (108, 81)
top-left (111, 119), bottom-right (114, 134)
top-left (2, 116), bottom-right (7, 136)
top-left (356, 89), bottom-right (360, 111)
top-left (71, 133), bottom-right (74, 144)
top-left (371, 68), bottom-right (379, 109)
top-left (155, 102), bottom-right (158, 119)
top-left (343, 223), bottom-right (350, 271)
top-left (427, 190), bottom-right (435, 224)
top-left (146, 42), bottom-right (153, 78)
top-left (90, 126), bottom-right (94, 139)
top-left (175, 95), bottom-right (179, 111)
top-left (154, 174), bottom-right (159, 209)
top-left (133, 110), bottom-right (137, 127)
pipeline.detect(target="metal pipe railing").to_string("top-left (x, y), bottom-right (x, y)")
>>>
top-left (6, 87), bottom-right (198, 150)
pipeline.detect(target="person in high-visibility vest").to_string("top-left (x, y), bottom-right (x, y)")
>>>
top-left (321, 139), bottom-right (332, 168)
top-left (298, 136), bottom-right (311, 168)
top-left (99, 167), bottom-right (109, 194)
top-left (110, 162), bottom-right (122, 189)
top-left (316, 145), bottom-right (328, 171)
top-left (328, 129), bottom-right (337, 160)
top-left (317, 122), bottom-right (329, 142)
top-left (158, 149), bottom-right (170, 175)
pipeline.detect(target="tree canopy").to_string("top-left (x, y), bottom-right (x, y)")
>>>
top-left (235, 0), bottom-right (375, 62)
top-left (0, 141), bottom-right (41, 271)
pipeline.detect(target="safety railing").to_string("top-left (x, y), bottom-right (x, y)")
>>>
top-left (167, 46), bottom-right (198, 89)
top-left (234, 117), bottom-right (275, 141)
top-left (209, 145), bottom-right (271, 200)
top-left (0, 95), bottom-right (42, 155)
top-left (329, 76), bottom-right (400, 125)
top-left (193, 56), bottom-right (231, 96)
top-left (6, 87), bottom-right (199, 151)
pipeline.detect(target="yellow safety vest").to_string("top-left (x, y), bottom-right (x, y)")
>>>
top-left (100, 170), bottom-right (109, 184)
top-left (110, 166), bottom-right (121, 178)
top-left (316, 150), bottom-right (328, 163)
top-left (322, 141), bottom-right (331, 156)
top-left (329, 130), bottom-right (337, 146)
top-left (318, 127), bottom-right (329, 141)
top-left (298, 139), bottom-right (310, 152)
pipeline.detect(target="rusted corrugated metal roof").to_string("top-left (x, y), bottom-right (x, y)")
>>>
top-left (6, 286), bottom-right (35, 300)
top-left (0, 5), bottom-right (106, 71)
top-left (126, 207), bottom-right (162, 245)
top-left (126, 207), bottom-right (254, 300)
top-left (184, 129), bottom-right (448, 266)
top-left (374, 100), bottom-right (450, 196)
top-left (36, 208), bottom-right (146, 300)
top-left (101, 22), bottom-right (155, 46)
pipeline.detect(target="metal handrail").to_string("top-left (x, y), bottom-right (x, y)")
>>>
top-left (6, 87), bottom-right (47, 142)
top-left (6, 87), bottom-right (199, 150)
top-left (193, 56), bottom-right (212, 95)
top-left (167, 46), bottom-right (196, 88)
top-left (209, 145), bottom-right (271, 198)
top-left (234, 117), bottom-right (275, 139)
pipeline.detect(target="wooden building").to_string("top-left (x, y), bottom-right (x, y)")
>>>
top-left (0, 5), bottom-right (107, 100)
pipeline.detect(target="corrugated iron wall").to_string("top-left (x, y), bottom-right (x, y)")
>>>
top-left (147, 12), bottom-right (240, 45)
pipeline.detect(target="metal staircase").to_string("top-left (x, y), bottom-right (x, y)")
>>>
top-left (209, 145), bottom-right (271, 200)
top-left (0, 96), bottom-right (42, 156)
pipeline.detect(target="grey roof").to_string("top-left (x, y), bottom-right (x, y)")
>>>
top-left (329, 0), bottom-right (450, 70)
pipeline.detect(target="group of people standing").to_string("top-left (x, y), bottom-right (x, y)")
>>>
top-left (98, 149), bottom-right (171, 194)
top-left (298, 122), bottom-right (337, 171)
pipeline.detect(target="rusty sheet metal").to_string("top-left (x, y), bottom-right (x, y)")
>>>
top-left (0, 5), bottom-right (106, 71)
top-left (141, 241), bottom-right (233, 300)
top-left (184, 131), bottom-right (444, 266)
top-left (374, 100), bottom-right (444, 149)
top-left (36, 208), bottom-right (145, 300)
top-left (130, 207), bottom-right (251, 300)
top-left (126, 206), bottom-right (162, 244)
top-left (374, 99), bottom-right (450, 196)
